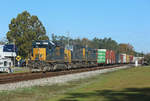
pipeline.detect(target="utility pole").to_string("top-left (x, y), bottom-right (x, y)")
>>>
top-left (13, 39), bottom-right (16, 67)
top-left (67, 31), bottom-right (70, 48)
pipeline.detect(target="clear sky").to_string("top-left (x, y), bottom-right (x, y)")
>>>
top-left (0, 0), bottom-right (150, 53)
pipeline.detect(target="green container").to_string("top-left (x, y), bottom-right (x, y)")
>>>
top-left (97, 49), bottom-right (106, 63)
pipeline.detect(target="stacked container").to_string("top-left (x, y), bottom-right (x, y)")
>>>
top-left (126, 55), bottom-right (130, 63)
top-left (106, 50), bottom-right (110, 64)
top-left (112, 51), bottom-right (116, 64)
top-left (120, 54), bottom-right (123, 63)
top-left (129, 55), bottom-right (134, 63)
top-left (115, 54), bottom-right (120, 64)
top-left (110, 50), bottom-right (116, 64)
top-left (120, 54), bottom-right (127, 63)
top-left (97, 49), bottom-right (106, 64)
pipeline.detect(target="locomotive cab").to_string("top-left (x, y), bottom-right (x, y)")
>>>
top-left (29, 40), bottom-right (72, 71)
top-left (31, 40), bottom-right (55, 61)
top-left (31, 40), bottom-right (71, 62)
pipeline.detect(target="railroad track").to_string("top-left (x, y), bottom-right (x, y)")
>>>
top-left (0, 64), bottom-right (127, 84)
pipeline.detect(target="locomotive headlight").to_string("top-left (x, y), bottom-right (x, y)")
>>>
top-left (36, 42), bottom-right (40, 45)
top-left (43, 42), bottom-right (48, 45)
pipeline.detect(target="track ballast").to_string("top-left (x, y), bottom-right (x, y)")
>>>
top-left (0, 64), bottom-right (127, 84)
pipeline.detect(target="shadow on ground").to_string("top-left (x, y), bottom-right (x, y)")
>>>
top-left (58, 88), bottom-right (150, 101)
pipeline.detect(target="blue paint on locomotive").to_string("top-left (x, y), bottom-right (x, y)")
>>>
top-left (32, 40), bottom-right (56, 58)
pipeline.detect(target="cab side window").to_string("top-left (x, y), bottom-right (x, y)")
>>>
top-left (4, 61), bottom-right (7, 66)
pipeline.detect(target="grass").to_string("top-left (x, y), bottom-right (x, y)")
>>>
top-left (0, 67), bottom-right (30, 74)
top-left (0, 66), bottom-right (150, 101)
top-left (12, 67), bottom-right (30, 73)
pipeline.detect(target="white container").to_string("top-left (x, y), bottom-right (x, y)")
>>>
top-left (121, 53), bottom-right (127, 63)
top-left (135, 60), bottom-right (138, 67)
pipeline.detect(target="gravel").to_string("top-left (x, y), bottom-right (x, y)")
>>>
top-left (0, 65), bottom-right (132, 91)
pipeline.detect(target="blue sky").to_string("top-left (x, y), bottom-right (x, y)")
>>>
top-left (0, 0), bottom-right (150, 53)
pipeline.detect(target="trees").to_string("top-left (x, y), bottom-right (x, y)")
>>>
top-left (99, 38), bottom-right (119, 52)
top-left (51, 33), bottom-right (69, 46)
top-left (51, 34), bottom-right (119, 52)
top-left (0, 37), bottom-right (8, 45)
top-left (7, 11), bottom-right (49, 58)
top-left (144, 53), bottom-right (150, 65)
top-left (119, 43), bottom-right (134, 55)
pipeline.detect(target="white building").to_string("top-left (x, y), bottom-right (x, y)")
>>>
top-left (0, 45), bottom-right (16, 72)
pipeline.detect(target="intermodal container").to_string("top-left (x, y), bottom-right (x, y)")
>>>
top-left (126, 55), bottom-right (130, 63)
top-left (120, 54), bottom-right (126, 63)
top-left (110, 50), bottom-right (113, 64)
top-left (111, 50), bottom-right (116, 64)
top-left (106, 50), bottom-right (110, 64)
top-left (115, 54), bottom-right (120, 64)
top-left (97, 49), bottom-right (106, 64)
top-left (120, 54), bottom-right (123, 63)
top-left (129, 55), bottom-right (134, 63)
top-left (123, 54), bottom-right (127, 63)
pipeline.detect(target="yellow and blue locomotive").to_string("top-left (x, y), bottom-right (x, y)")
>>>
top-left (28, 40), bottom-right (97, 71)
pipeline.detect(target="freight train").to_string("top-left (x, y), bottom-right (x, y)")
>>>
top-left (28, 40), bottom-right (135, 72)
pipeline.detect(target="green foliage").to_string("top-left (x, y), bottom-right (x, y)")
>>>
top-left (6, 11), bottom-right (49, 58)
top-left (144, 53), bottom-right (150, 65)
top-left (0, 37), bottom-right (8, 45)
top-left (97, 37), bottom-right (119, 53)
top-left (51, 34), bottom-right (119, 53)
top-left (119, 43), bottom-right (135, 55)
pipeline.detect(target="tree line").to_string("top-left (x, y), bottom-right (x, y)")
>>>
top-left (51, 34), bottom-right (143, 56)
